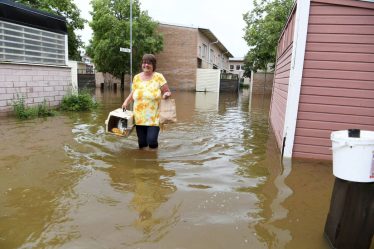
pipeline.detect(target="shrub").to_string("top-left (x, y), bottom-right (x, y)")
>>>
top-left (12, 96), bottom-right (56, 120)
top-left (37, 100), bottom-right (57, 117)
top-left (60, 91), bottom-right (98, 111)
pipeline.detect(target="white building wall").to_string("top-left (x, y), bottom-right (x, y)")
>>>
top-left (197, 34), bottom-right (230, 71)
top-left (196, 69), bottom-right (220, 92)
top-left (67, 60), bottom-right (78, 94)
top-left (229, 62), bottom-right (245, 78)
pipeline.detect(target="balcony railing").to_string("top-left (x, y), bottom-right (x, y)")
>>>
top-left (77, 68), bottom-right (95, 74)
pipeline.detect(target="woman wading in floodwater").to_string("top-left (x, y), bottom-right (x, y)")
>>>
top-left (122, 54), bottom-right (172, 149)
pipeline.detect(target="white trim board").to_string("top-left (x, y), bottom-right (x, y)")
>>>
top-left (282, 0), bottom-right (311, 158)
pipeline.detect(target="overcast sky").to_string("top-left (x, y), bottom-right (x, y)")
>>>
top-left (74, 0), bottom-right (252, 58)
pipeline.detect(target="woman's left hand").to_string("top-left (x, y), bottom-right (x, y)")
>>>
top-left (162, 91), bottom-right (171, 99)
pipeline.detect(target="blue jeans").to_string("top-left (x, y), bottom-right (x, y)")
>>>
top-left (135, 125), bottom-right (160, 149)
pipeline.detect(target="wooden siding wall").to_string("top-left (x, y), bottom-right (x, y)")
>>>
top-left (293, 0), bottom-right (374, 160)
top-left (269, 8), bottom-right (296, 150)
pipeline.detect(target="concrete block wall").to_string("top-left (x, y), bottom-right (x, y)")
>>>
top-left (95, 72), bottom-right (122, 88)
top-left (0, 63), bottom-right (72, 116)
top-left (156, 24), bottom-right (198, 91)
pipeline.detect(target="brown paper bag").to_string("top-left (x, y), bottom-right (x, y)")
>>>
top-left (160, 98), bottom-right (177, 124)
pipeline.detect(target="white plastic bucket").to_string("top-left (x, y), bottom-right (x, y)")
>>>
top-left (331, 130), bottom-right (374, 182)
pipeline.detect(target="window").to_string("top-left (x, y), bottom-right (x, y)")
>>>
top-left (210, 49), bottom-right (214, 62)
top-left (236, 65), bottom-right (240, 70)
top-left (230, 65), bottom-right (234, 70)
top-left (202, 44), bottom-right (207, 58)
top-left (198, 46), bottom-right (201, 57)
top-left (0, 20), bottom-right (66, 65)
top-left (241, 65), bottom-right (244, 70)
top-left (197, 58), bottom-right (202, 68)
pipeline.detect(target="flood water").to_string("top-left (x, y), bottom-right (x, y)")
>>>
top-left (0, 89), bottom-right (367, 249)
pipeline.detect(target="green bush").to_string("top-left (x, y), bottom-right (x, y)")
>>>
top-left (60, 91), bottom-right (98, 111)
top-left (37, 100), bottom-right (57, 117)
top-left (12, 96), bottom-right (56, 120)
top-left (12, 91), bottom-right (97, 119)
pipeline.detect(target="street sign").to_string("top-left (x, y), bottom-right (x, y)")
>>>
top-left (120, 47), bottom-right (131, 53)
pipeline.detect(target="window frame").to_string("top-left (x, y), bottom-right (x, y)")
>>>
top-left (202, 44), bottom-right (207, 58)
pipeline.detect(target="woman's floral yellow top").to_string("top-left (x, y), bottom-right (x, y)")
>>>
top-left (132, 72), bottom-right (167, 126)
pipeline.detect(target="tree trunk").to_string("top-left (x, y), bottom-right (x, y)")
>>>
top-left (263, 69), bottom-right (267, 94)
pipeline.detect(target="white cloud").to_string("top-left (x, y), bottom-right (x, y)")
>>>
top-left (74, 0), bottom-right (252, 57)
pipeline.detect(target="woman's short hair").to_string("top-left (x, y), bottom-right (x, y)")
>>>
top-left (142, 54), bottom-right (157, 71)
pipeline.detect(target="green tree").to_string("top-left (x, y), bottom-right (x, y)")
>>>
top-left (243, 0), bottom-right (294, 72)
top-left (16, 0), bottom-right (85, 61)
top-left (87, 0), bottom-right (163, 88)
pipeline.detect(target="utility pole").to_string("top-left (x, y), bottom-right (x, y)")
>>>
top-left (130, 0), bottom-right (132, 90)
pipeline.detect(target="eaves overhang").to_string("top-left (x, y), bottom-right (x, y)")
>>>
top-left (198, 28), bottom-right (233, 57)
top-left (0, 0), bottom-right (67, 34)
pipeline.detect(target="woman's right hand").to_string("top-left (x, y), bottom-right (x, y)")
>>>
top-left (122, 100), bottom-right (128, 110)
top-left (122, 90), bottom-right (133, 110)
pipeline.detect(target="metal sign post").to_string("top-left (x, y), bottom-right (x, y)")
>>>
top-left (118, 0), bottom-right (133, 109)
top-left (119, 46), bottom-right (131, 88)
top-left (119, 0), bottom-right (132, 90)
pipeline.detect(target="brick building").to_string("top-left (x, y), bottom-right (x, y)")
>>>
top-left (155, 23), bottom-right (233, 91)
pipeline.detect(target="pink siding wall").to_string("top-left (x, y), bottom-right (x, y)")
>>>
top-left (269, 7), bottom-right (296, 150)
top-left (293, 0), bottom-right (374, 160)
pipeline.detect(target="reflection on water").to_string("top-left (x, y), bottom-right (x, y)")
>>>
top-left (103, 150), bottom-right (178, 243)
top-left (195, 92), bottom-right (219, 112)
top-left (0, 88), bottom-right (352, 249)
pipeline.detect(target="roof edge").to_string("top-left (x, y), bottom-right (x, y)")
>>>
top-left (158, 22), bottom-right (233, 57)
top-left (0, 0), bottom-right (66, 21)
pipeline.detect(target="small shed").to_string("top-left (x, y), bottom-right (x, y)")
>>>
top-left (269, 0), bottom-right (374, 160)
top-left (0, 0), bottom-right (71, 115)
